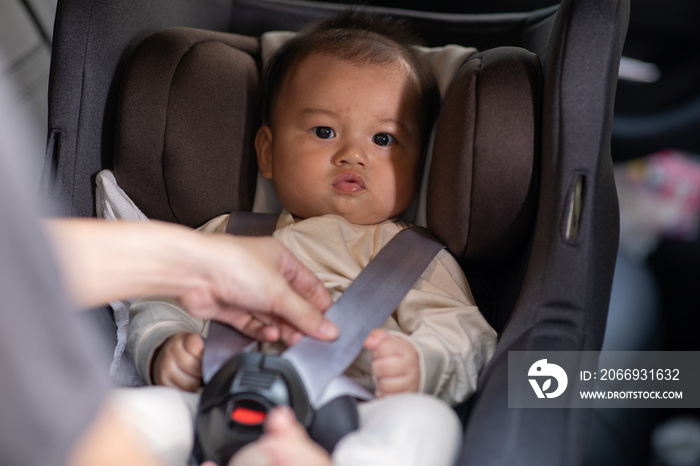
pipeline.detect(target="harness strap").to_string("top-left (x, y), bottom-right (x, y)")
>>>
top-left (282, 225), bottom-right (444, 407)
top-left (201, 212), bottom-right (277, 382)
top-left (225, 211), bottom-right (278, 236)
top-left (204, 212), bottom-right (445, 407)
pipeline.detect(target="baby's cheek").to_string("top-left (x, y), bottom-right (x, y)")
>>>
top-left (392, 173), bottom-right (420, 213)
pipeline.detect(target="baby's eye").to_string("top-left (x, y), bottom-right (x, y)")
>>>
top-left (312, 127), bottom-right (336, 139)
top-left (372, 132), bottom-right (395, 147)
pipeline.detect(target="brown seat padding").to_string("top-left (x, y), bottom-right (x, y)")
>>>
top-left (428, 47), bottom-right (541, 266)
top-left (113, 28), bottom-right (261, 228)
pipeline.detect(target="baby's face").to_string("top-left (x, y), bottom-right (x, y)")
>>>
top-left (256, 52), bottom-right (424, 225)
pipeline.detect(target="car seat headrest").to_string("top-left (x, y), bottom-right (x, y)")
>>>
top-left (429, 47), bottom-right (541, 265)
top-left (113, 28), bottom-right (261, 227)
top-left (112, 27), bottom-right (540, 268)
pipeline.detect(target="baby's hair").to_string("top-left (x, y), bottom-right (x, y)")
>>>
top-left (261, 10), bottom-right (439, 140)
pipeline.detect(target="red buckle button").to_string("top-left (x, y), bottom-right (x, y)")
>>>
top-left (231, 407), bottom-right (267, 425)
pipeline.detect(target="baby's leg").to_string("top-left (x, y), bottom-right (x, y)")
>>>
top-left (108, 385), bottom-right (199, 465)
top-left (332, 393), bottom-right (462, 466)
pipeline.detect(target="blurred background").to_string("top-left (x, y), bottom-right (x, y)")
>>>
top-left (2, 0), bottom-right (699, 464)
top-left (0, 0), bottom-right (56, 185)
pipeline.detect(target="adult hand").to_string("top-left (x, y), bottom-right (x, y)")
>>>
top-left (43, 219), bottom-right (338, 342)
top-left (180, 234), bottom-right (337, 343)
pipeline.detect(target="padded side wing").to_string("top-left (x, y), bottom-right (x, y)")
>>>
top-left (113, 28), bottom-right (260, 227)
top-left (428, 46), bottom-right (541, 266)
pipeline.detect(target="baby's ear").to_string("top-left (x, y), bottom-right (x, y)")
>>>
top-left (255, 126), bottom-right (274, 180)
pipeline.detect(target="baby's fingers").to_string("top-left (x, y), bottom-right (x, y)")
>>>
top-left (363, 328), bottom-right (389, 351)
top-left (183, 332), bottom-right (205, 359)
top-left (375, 374), bottom-right (415, 397)
top-left (371, 355), bottom-right (406, 379)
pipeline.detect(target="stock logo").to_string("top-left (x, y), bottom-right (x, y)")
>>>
top-left (528, 359), bottom-right (568, 399)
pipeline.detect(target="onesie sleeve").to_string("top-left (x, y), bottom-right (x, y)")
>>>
top-left (394, 249), bottom-right (497, 406)
top-left (127, 296), bottom-right (207, 384)
top-left (126, 214), bottom-right (230, 384)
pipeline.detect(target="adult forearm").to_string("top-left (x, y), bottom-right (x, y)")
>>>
top-left (41, 217), bottom-right (338, 341)
top-left (42, 218), bottom-right (204, 308)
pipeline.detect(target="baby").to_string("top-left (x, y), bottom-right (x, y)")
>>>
top-left (123, 11), bottom-right (496, 466)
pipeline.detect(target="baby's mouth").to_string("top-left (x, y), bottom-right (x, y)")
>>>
top-left (332, 172), bottom-right (366, 193)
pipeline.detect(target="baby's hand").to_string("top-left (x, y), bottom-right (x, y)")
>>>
top-left (152, 331), bottom-right (204, 392)
top-left (363, 328), bottom-right (420, 397)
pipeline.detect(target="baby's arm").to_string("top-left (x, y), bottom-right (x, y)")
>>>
top-left (127, 296), bottom-right (206, 386)
top-left (151, 331), bottom-right (204, 392)
top-left (363, 328), bottom-right (420, 396)
top-left (391, 249), bottom-right (497, 405)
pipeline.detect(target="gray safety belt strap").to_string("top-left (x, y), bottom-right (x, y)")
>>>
top-left (204, 213), bottom-right (445, 407)
top-left (202, 320), bottom-right (256, 383)
top-left (282, 226), bottom-right (444, 407)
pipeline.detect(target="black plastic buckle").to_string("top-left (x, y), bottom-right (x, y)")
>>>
top-left (195, 352), bottom-right (313, 465)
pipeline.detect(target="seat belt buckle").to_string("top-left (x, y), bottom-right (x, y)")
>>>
top-left (195, 352), bottom-right (314, 464)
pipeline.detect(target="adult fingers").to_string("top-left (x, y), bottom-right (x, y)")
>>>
top-left (202, 236), bottom-right (337, 342)
top-left (267, 284), bottom-right (338, 342)
top-left (267, 243), bottom-right (338, 341)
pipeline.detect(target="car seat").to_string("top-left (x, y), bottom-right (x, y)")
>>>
top-left (40, 0), bottom-right (629, 465)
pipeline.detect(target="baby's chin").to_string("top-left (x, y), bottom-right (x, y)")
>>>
top-left (291, 210), bottom-right (398, 226)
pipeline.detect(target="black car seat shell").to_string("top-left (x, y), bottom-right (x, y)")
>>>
top-left (41, 1), bottom-right (629, 465)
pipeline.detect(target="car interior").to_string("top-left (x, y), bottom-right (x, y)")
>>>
top-left (39, 0), bottom-right (672, 464)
